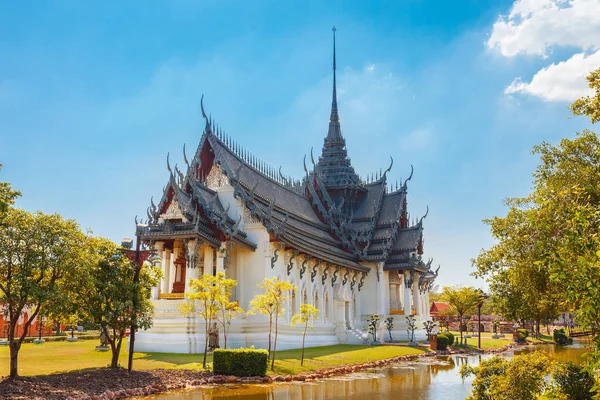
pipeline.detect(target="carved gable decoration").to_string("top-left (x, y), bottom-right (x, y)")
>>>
top-left (161, 198), bottom-right (184, 220)
top-left (206, 165), bottom-right (230, 190)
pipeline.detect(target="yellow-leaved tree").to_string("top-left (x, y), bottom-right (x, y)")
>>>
top-left (180, 272), bottom-right (237, 368)
top-left (249, 277), bottom-right (295, 370)
top-left (291, 303), bottom-right (319, 366)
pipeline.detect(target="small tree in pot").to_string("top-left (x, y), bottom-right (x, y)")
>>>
top-left (385, 316), bottom-right (398, 343)
top-left (368, 314), bottom-right (380, 344)
top-left (406, 315), bottom-right (418, 346)
top-left (423, 320), bottom-right (435, 344)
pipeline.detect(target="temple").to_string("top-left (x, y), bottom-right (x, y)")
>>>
top-left (135, 28), bottom-right (439, 353)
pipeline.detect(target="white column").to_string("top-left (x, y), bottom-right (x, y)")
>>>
top-left (376, 263), bottom-right (386, 315)
top-left (413, 272), bottom-right (420, 316)
top-left (204, 245), bottom-right (214, 276)
top-left (170, 243), bottom-right (180, 289)
top-left (154, 242), bottom-right (165, 299)
top-left (162, 249), bottom-right (172, 294)
top-left (216, 243), bottom-right (226, 275)
top-left (403, 271), bottom-right (413, 315)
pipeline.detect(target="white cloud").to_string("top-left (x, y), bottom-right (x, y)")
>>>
top-left (488, 0), bottom-right (600, 57)
top-left (505, 50), bottom-right (600, 101)
top-left (489, 0), bottom-right (600, 102)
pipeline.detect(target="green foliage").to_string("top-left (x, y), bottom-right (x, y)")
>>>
top-left (439, 331), bottom-right (454, 346)
top-left (472, 128), bottom-right (600, 362)
top-left (553, 328), bottom-right (573, 346)
top-left (552, 361), bottom-right (597, 400)
top-left (571, 67), bottom-right (600, 124)
top-left (70, 237), bottom-right (161, 368)
top-left (406, 314), bottom-right (417, 342)
top-left (248, 277), bottom-right (295, 370)
top-left (441, 286), bottom-right (481, 345)
top-left (367, 314), bottom-right (380, 342)
top-left (435, 334), bottom-right (449, 350)
top-left (291, 303), bottom-right (319, 366)
top-left (182, 272), bottom-right (237, 366)
top-left (423, 320), bottom-right (435, 340)
top-left (517, 329), bottom-right (529, 342)
top-left (460, 352), bottom-right (553, 400)
top-left (492, 319), bottom-right (500, 334)
top-left (213, 348), bottom-right (268, 377)
top-left (0, 207), bottom-right (87, 377)
top-left (0, 164), bottom-right (21, 215)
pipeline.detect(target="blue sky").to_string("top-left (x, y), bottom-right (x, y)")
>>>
top-left (1, 0), bottom-right (598, 289)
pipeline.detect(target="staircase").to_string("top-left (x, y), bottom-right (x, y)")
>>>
top-left (347, 328), bottom-right (370, 344)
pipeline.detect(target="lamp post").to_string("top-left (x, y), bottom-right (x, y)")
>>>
top-left (121, 223), bottom-right (152, 372)
top-left (476, 289), bottom-right (489, 349)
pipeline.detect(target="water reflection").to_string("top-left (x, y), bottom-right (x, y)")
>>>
top-left (149, 343), bottom-right (590, 400)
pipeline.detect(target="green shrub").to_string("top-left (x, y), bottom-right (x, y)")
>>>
top-left (436, 334), bottom-right (449, 350)
top-left (213, 348), bottom-right (268, 377)
top-left (552, 362), bottom-right (596, 400)
top-left (442, 331), bottom-right (455, 346)
top-left (460, 353), bottom-right (552, 400)
top-left (517, 329), bottom-right (529, 342)
top-left (553, 328), bottom-right (573, 345)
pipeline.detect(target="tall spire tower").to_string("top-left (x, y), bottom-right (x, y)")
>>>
top-left (315, 27), bottom-right (362, 189)
top-left (327, 26), bottom-right (341, 140)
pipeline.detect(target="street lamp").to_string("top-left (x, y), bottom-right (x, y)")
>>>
top-left (121, 223), bottom-right (152, 372)
top-left (476, 289), bottom-right (489, 349)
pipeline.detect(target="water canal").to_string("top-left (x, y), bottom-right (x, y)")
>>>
top-left (149, 342), bottom-right (590, 400)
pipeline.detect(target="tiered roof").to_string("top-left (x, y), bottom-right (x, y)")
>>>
top-left (141, 28), bottom-right (439, 282)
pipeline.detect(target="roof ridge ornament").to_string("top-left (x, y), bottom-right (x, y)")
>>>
top-left (200, 94), bottom-right (212, 134)
top-left (166, 152), bottom-right (173, 175)
top-left (183, 144), bottom-right (190, 168)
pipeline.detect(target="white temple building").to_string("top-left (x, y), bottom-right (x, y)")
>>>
top-left (135, 29), bottom-right (439, 353)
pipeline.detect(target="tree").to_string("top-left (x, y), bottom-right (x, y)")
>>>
top-left (72, 237), bottom-right (161, 368)
top-left (571, 67), bottom-right (600, 123)
top-left (0, 209), bottom-right (86, 377)
top-left (249, 277), bottom-right (294, 370)
top-left (0, 164), bottom-right (20, 215)
top-left (180, 272), bottom-right (233, 368)
top-left (460, 352), bottom-right (553, 400)
top-left (441, 286), bottom-right (480, 345)
top-left (291, 303), bottom-right (318, 366)
top-left (473, 128), bottom-right (600, 368)
top-left (213, 275), bottom-right (242, 350)
top-left (473, 202), bottom-right (565, 336)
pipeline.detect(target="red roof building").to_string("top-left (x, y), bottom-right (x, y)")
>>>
top-left (430, 301), bottom-right (451, 318)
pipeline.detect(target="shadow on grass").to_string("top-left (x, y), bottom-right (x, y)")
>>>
top-left (134, 351), bottom-right (212, 367)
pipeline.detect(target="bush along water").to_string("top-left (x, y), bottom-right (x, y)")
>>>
top-left (516, 328), bottom-right (529, 343)
top-left (553, 328), bottom-right (573, 345)
top-left (213, 348), bottom-right (268, 377)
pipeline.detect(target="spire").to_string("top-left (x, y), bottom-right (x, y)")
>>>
top-left (314, 27), bottom-right (362, 189)
top-left (330, 26), bottom-right (339, 123)
top-left (327, 26), bottom-right (342, 141)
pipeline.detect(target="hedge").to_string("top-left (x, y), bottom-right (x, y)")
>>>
top-left (436, 335), bottom-right (449, 350)
top-left (439, 332), bottom-right (454, 346)
top-left (213, 348), bottom-right (268, 377)
top-left (553, 328), bottom-right (573, 345)
top-left (517, 329), bottom-right (529, 342)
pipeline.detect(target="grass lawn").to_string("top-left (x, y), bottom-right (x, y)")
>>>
top-left (448, 331), bottom-right (513, 350)
top-left (527, 334), bottom-right (554, 344)
top-left (0, 340), bottom-right (428, 377)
